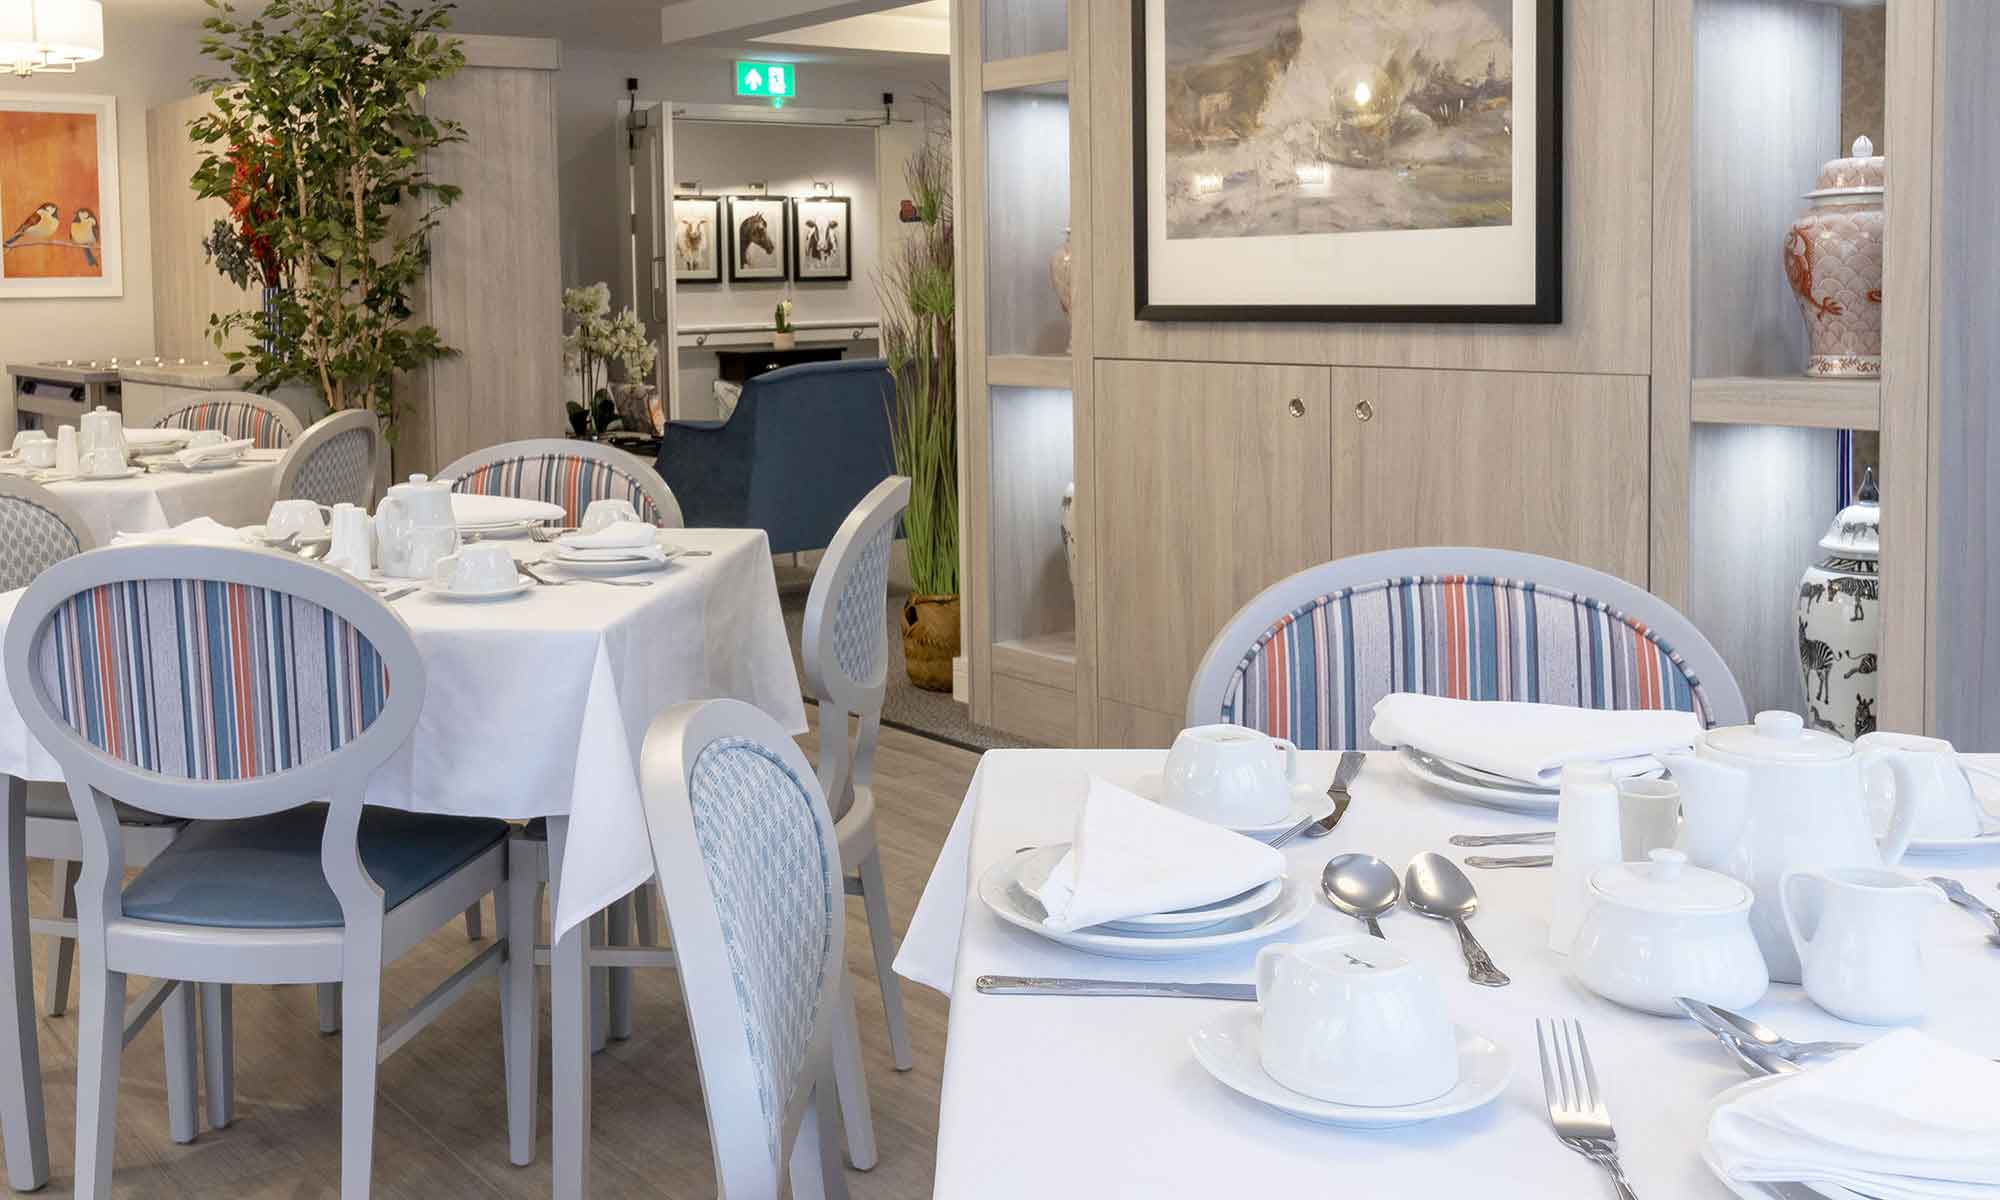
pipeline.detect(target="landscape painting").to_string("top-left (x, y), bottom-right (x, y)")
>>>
top-left (0, 94), bottom-right (122, 298)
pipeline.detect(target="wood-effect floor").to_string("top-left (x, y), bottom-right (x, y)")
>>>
top-left (10, 711), bottom-right (973, 1197)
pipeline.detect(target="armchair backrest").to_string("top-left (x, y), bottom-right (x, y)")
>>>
top-left (0, 476), bottom-right (93, 593)
top-left (440, 437), bottom-right (683, 528)
top-left (277, 409), bottom-right (380, 509)
top-left (153, 390), bottom-right (304, 450)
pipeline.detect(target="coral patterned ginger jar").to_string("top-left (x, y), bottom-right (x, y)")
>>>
top-left (1783, 136), bottom-right (1884, 378)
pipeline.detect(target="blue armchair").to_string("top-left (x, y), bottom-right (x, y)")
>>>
top-left (653, 358), bottom-right (897, 555)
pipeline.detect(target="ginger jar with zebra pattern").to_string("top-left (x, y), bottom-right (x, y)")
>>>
top-left (1798, 470), bottom-right (1880, 739)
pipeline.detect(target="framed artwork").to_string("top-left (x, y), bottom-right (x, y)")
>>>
top-left (673, 195), bottom-right (723, 283)
top-left (1133, 0), bottom-right (1561, 324)
top-left (726, 195), bottom-right (790, 283)
top-left (0, 93), bottom-right (122, 299)
top-left (791, 195), bottom-right (853, 283)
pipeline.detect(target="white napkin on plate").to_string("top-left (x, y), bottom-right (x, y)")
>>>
top-left (1708, 1029), bottom-right (2000, 1199)
top-left (1027, 776), bottom-right (1285, 933)
top-left (558, 521), bottom-right (657, 551)
top-left (123, 428), bottom-right (193, 450)
top-left (447, 492), bottom-right (567, 528)
top-left (112, 517), bottom-right (248, 546)
top-left (173, 437), bottom-right (253, 469)
top-left (1369, 694), bottom-right (1700, 785)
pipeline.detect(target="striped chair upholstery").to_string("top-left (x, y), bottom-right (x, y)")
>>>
top-left (1218, 576), bottom-right (1715, 751)
top-left (684, 735), bottom-right (834, 1161)
top-left (35, 578), bottom-right (391, 780)
top-left (451, 453), bottom-right (668, 527)
top-left (0, 489), bottom-right (87, 593)
top-left (154, 398), bottom-right (300, 450)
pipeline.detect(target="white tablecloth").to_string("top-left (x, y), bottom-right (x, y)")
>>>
top-left (19, 452), bottom-right (285, 544)
top-left (0, 527), bottom-right (805, 939)
top-left (898, 750), bottom-right (2000, 1198)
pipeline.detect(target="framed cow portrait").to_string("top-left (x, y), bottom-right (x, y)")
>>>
top-left (790, 195), bottom-right (852, 283)
top-left (726, 195), bottom-right (790, 283)
top-left (672, 195), bottom-right (722, 284)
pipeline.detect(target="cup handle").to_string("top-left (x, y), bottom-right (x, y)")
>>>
top-left (1779, 870), bottom-right (1823, 970)
top-left (1271, 737), bottom-right (1300, 785)
top-left (1860, 749), bottom-right (1923, 862)
top-left (1253, 944), bottom-right (1286, 1005)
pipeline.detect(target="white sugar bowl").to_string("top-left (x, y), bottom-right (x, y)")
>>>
top-left (1569, 849), bottom-right (1769, 1017)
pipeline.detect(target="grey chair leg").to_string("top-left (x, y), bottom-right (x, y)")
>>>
top-left (462, 902), bottom-right (482, 941)
top-left (502, 840), bottom-right (541, 1166)
top-left (0, 786), bottom-right (49, 1192)
top-left (317, 981), bottom-right (340, 1034)
top-left (589, 912), bottom-right (608, 1055)
top-left (632, 880), bottom-right (659, 947)
top-left (606, 896), bottom-right (633, 1042)
top-left (855, 851), bottom-right (914, 1071)
top-left (43, 859), bottom-right (79, 1017)
top-left (73, 964), bottom-right (125, 1198)
top-left (791, 1063), bottom-right (851, 1200)
top-left (338, 970), bottom-right (382, 1200)
top-left (200, 983), bottom-right (234, 1129)
top-left (828, 975), bottom-right (877, 1171)
top-left (162, 981), bottom-right (198, 1144)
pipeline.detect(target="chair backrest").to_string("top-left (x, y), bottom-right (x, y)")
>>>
top-left (440, 437), bottom-right (683, 528)
top-left (640, 699), bottom-right (843, 1197)
top-left (153, 390), bottom-right (305, 450)
top-left (799, 476), bottom-right (909, 818)
top-left (1186, 547), bottom-right (1747, 750)
top-left (0, 476), bottom-right (93, 593)
top-left (277, 409), bottom-right (380, 509)
top-left (3, 544), bottom-right (426, 930)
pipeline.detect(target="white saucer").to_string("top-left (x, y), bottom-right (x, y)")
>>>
top-left (546, 553), bottom-right (674, 576)
top-left (1190, 1010), bottom-right (1510, 1129)
top-left (242, 525), bottom-right (332, 549)
top-left (1009, 845), bottom-right (1285, 935)
top-left (1881, 768), bottom-right (2000, 858)
top-left (978, 847), bottom-right (1309, 960)
top-left (54, 467), bottom-right (145, 482)
top-left (1126, 772), bottom-right (1331, 839)
top-left (421, 575), bottom-right (533, 603)
top-left (1698, 1078), bottom-right (1866, 1199)
top-left (1400, 749), bottom-right (1559, 815)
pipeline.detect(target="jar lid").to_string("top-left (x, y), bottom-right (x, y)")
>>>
top-left (1704, 710), bottom-right (1852, 765)
top-left (1807, 135), bottom-right (1885, 197)
top-left (1587, 849), bottom-right (1753, 915)
top-left (1818, 468), bottom-right (1881, 559)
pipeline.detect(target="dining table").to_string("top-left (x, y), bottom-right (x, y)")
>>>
top-left (896, 748), bottom-right (2000, 1198)
top-left (0, 525), bottom-right (807, 1194)
top-left (0, 450), bottom-right (286, 545)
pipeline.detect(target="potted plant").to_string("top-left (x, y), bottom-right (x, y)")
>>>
top-left (562, 282), bottom-right (659, 438)
top-left (880, 134), bottom-right (959, 691)
top-left (772, 298), bottom-right (797, 350)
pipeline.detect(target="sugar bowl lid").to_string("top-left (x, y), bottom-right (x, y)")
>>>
top-left (1807, 135), bottom-right (1885, 198)
top-left (1588, 849), bottom-right (1753, 915)
top-left (1817, 468), bottom-right (1880, 559)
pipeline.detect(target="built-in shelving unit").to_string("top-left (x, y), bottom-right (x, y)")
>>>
top-left (1692, 377), bottom-right (1881, 431)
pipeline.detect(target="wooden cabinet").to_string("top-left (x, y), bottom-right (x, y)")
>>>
top-left (1093, 360), bottom-right (1332, 715)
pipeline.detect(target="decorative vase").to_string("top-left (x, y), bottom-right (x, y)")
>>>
top-left (1783, 136), bottom-right (1885, 378)
top-left (1049, 227), bottom-right (1074, 351)
top-left (1059, 482), bottom-right (1077, 587)
top-left (612, 383), bottom-right (660, 435)
top-left (773, 331), bottom-right (797, 350)
top-left (902, 593), bottom-right (961, 692)
top-left (1798, 469), bottom-right (1881, 739)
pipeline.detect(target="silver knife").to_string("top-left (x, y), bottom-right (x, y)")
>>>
top-left (1464, 854), bottom-right (1553, 869)
top-left (1449, 831), bottom-right (1556, 848)
top-left (975, 975), bottom-right (1256, 1001)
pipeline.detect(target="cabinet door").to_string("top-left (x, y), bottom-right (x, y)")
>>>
top-left (1093, 360), bottom-right (1332, 716)
top-left (1328, 368), bottom-right (1650, 584)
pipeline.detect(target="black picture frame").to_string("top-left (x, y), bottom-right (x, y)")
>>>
top-left (1131, 0), bottom-right (1563, 325)
top-left (790, 195), bottom-right (854, 283)
top-left (671, 194), bottom-right (723, 284)
top-left (725, 194), bottom-right (790, 283)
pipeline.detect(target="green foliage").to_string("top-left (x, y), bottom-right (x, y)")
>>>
top-left (879, 132), bottom-right (958, 596)
top-left (189, 0), bottom-right (467, 428)
top-left (774, 298), bottom-right (794, 333)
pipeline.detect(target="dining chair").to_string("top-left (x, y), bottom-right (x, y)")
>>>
top-left (275, 409), bottom-right (381, 509)
top-left (1186, 547), bottom-right (1748, 748)
top-left (801, 476), bottom-right (915, 1101)
top-left (151, 390), bottom-right (304, 450)
top-left (3, 544), bottom-right (518, 1198)
top-left (637, 698), bottom-right (852, 1200)
top-left (440, 437), bottom-right (684, 528)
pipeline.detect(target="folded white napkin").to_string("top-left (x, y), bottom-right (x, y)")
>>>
top-left (1369, 694), bottom-right (1700, 785)
top-left (447, 492), bottom-right (567, 527)
top-left (112, 517), bottom-right (248, 546)
top-left (1708, 1029), bottom-right (2000, 1200)
top-left (1027, 776), bottom-right (1285, 933)
top-left (558, 521), bottom-right (656, 551)
top-left (123, 428), bottom-right (192, 450)
top-left (173, 437), bottom-right (253, 469)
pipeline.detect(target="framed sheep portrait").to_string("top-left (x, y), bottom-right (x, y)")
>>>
top-left (672, 195), bottom-right (722, 284)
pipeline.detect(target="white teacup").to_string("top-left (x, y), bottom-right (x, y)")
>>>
top-left (266, 499), bottom-right (328, 542)
top-left (1255, 936), bottom-right (1459, 1107)
top-left (1617, 777), bottom-right (1682, 859)
top-left (21, 440), bottom-right (56, 469)
top-left (580, 497), bottom-right (641, 534)
top-left (1162, 724), bottom-right (1298, 826)
top-left (1857, 731), bottom-right (1986, 841)
top-left (186, 429), bottom-right (229, 449)
top-left (432, 543), bottom-right (518, 594)
top-left (11, 430), bottom-right (49, 454)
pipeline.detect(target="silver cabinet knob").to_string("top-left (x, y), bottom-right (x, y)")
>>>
top-left (1287, 397), bottom-right (1306, 418)
top-left (1354, 399), bottom-right (1375, 422)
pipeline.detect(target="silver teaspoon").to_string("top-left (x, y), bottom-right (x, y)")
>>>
top-left (1403, 852), bottom-right (1510, 987)
top-left (1320, 853), bottom-right (1399, 938)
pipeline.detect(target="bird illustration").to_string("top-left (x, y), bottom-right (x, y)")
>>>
top-left (70, 208), bottom-right (98, 266)
top-left (3, 203), bottom-right (59, 248)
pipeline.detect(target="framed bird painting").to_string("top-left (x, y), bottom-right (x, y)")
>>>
top-left (0, 93), bottom-right (122, 299)
top-left (726, 195), bottom-right (790, 283)
top-left (672, 195), bottom-right (723, 284)
top-left (791, 196), bottom-right (852, 283)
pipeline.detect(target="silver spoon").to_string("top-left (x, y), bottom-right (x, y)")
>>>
top-left (1928, 875), bottom-right (2000, 935)
top-left (1703, 1004), bottom-right (1861, 1062)
top-left (1320, 853), bottom-right (1399, 938)
top-left (1403, 852), bottom-right (1510, 987)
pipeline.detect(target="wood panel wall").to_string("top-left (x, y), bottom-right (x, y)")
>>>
top-left (145, 93), bottom-right (255, 362)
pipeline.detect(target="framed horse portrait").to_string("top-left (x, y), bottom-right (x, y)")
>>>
top-left (726, 195), bottom-right (790, 283)
top-left (672, 195), bottom-right (722, 284)
top-left (790, 195), bottom-right (852, 283)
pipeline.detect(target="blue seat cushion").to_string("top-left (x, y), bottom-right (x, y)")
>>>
top-left (122, 806), bottom-right (508, 929)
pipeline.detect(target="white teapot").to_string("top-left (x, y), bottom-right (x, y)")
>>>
top-left (374, 474), bottom-right (459, 580)
top-left (1660, 711), bottom-right (1929, 983)
top-left (77, 406), bottom-right (128, 476)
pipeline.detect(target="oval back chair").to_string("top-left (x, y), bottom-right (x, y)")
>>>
top-left (276, 410), bottom-right (381, 509)
top-left (152, 391), bottom-right (304, 450)
top-left (1187, 547), bottom-right (1747, 751)
top-left (0, 477), bottom-right (93, 593)
top-left (440, 438), bottom-right (683, 528)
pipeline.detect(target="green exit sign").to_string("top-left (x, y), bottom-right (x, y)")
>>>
top-left (735, 61), bottom-right (795, 99)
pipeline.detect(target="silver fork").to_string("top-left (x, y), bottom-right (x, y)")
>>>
top-left (517, 561), bottom-right (654, 589)
top-left (1536, 1018), bottom-right (1639, 1200)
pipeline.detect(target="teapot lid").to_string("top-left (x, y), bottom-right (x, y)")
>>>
top-left (1588, 849), bottom-right (1753, 915)
top-left (1705, 711), bottom-right (1852, 764)
top-left (1817, 469), bottom-right (1880, 559)
top-left (1806, 135), bottom-right (1885, 198)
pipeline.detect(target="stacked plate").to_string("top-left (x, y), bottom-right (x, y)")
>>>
top-left (449, 494), bottom-right (566, 539)
top-left (546, 541), bottom-right (677, 574)
top-left (977, 844), bottom-right (1309, 960)
top-left (1399, 748), bottom-right (1563, 814)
